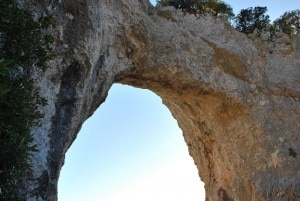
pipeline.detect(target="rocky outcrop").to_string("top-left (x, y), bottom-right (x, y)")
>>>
top-left (24, 0), bottom-right (300, 200)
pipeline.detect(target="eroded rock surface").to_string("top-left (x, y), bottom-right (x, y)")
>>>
top-left (23, 0), bottom-right (300, 200)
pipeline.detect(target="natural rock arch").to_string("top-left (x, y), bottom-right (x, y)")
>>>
top-left (25, 0), bottom-right (300, 200)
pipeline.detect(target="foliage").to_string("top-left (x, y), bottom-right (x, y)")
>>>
top-left (234, 6), bottom-right (270, 35)
top-left (0, 0), bottom-right (52, 200)
top-left (157, 1), bottom-right (299, 39)
top-left (273, 9), bottom-right (300, 37)
top-left (0, 74), bottom-right (46, 201)
top-left (0, 59), bottom-right (12, 97)
top-left (197, 0), bottom-right (234, 19)
top-left (157, 0), bottom-right (198, 10)
top-left (234, 7), bottom-right (299, 38)
top-left (0, 0), bottom-right (53, 69)
top-left (156, 0), bottom-right (234, 20)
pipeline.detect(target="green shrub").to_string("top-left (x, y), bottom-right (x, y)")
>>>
top-left (0, 0), bottom-right (52, 200)
top-left (273, 9), bottom-right (300, 37)
top-left (234, 6), bottom-right (270, 35)
top-left (234, 7), bottom-right (299, 38)
top-left (156, 0), bottom-right (234, 21)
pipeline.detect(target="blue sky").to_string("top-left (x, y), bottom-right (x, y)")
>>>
top-left (58, 84), bottom-right (204, 201)
top-left (58, 1), bottom-right (299, 201)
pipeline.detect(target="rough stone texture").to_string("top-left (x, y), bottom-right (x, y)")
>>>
top-left (22, 0), bottom-right (300, 200)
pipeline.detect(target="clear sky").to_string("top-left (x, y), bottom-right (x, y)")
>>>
top-left (58, 1), bottom-right (299, 201)
top-left (58, 84), bottom-right (205, 201)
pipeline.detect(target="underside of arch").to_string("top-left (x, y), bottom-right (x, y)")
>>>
top-left (115, 65), bottom-right (265, 201)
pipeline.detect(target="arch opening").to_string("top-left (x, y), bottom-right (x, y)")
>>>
top-left (58, 83), bottom-right (205, 201)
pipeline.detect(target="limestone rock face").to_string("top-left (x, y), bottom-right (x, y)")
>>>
top-left (23, 0), bottom-right (299, 200)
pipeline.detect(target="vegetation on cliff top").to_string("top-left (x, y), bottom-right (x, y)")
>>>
top-left (156, 0), bottom-right (300, 37)
top-left (157, 0), bottom-right (234, 20)
top-left (234, 6), bottom-right (300, 37)
top-left (0, 0), bottom-right (52, 200)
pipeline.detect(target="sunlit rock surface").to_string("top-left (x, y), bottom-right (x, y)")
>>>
top-left (23, 0), bottom-right (300, 200)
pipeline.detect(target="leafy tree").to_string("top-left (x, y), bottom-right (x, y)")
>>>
top-left (0, 0), bottom-right (52, 69)
top-left (273, 9), bottom-right (300, 36)
top-left (157, 0), bottom-right (196, 9)
top-left (234, 6), bottom-right (270, 35)
top-left (157, 0), bottom-right (199, 14)
top-left (0, 59), bottom-right (11, 97)
top-left (199, 0), bottom-right (234, 19)
top-left (0, 0), bottom-right (52, 200)
top-left (156, 0), bottom-right (234, 20)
